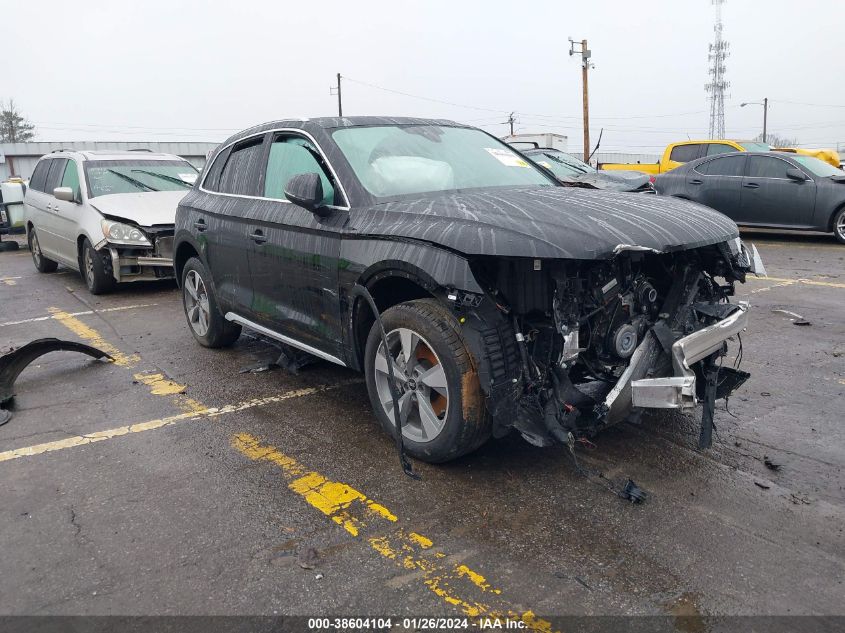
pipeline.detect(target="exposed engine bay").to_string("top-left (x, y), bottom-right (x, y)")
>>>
top-left (466, 238), bottom-right (762, 449)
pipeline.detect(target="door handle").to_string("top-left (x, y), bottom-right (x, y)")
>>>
top-left (743, 182), bottom-right (760, 189)
top-left (689, 179), bottom-right (703, 185)
top-left (250, 229), bottom-right (267, 244)
top-left (194, 219), bottom-right (207, 232)
top-left (46, 203), bottom-right (55, 211)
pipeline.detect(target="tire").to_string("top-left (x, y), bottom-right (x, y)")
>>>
top-left (28, 229), bottom-right (58, 273)
top-left (81, 238), bottom-right (115, 295)
top-left (181, 256), bottom-right (241, 348)
top-left (364, 298), bottom-right (490, 463)
top-left (833, 207), bottom-right (845, 244)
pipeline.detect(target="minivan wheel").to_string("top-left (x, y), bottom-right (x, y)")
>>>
top-left (181, 257), bottom-right (241, 348)
top-left (28, 229), bottom-right (58, 273)
top-left (81, 238), bottom-right (115, 295)
top-left (833, 207), bottom-right (845, 244)
top-left (364, 299), bottom-right (490, 463)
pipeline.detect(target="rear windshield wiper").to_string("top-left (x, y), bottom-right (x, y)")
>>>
top-left (106, 169), bottom-right (158, 192)
top-left (131, 169), bottom-right (193, 188)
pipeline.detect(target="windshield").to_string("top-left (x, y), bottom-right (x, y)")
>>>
top-left (740, 142), bottom-right (771, 152)
top-left (793, 155), bottom-right (843, 178)
top-left (526, 149), bottom-right (595, 178)
top-left (84, 160), bottom-right (199, 198)
top-left (331, 125), bottom-right (555, 198)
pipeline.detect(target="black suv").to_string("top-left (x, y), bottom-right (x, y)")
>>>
top-left (174, 117), bottom-right (761, 463)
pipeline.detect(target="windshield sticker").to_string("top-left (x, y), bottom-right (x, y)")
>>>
top-left (179, 173), bottom-right (198, 184)
top-left (485, 148), bottom-right (530, 167)
top-left (538, 161), bottom-right (552, 168)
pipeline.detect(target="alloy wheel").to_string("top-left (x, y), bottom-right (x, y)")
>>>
top-left (184, 269), bottom-right (211, 337)
top-left (84, 249), bottom-right (95, 286)
top-left (837, 213), bottom-right (845, 241)
top-left (30, 233), bottom-right (42, 266)
top-left (373, 327), bottom-right (449, 443)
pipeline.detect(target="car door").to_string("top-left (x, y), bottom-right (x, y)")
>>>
top-left (50, 158), bottom-right (84, 265)
top-left (688, 154), bottom-right (746, 221)
top-left (245, 132), bottom-right (347, 360)
top-left (33, 158), bottom-right (68, 259)
top-left (195, 135), bottom-right (267, 314)
top-left (740, 155), bottom-right (817, 227)
top-left (23, 159), bottom-right (54, 252)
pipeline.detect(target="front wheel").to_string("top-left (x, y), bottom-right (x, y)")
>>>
top-left (364, 299), bottom-right (490, 463)
top-left (181, 257), bottom-right (241, 348)
top-left (82, 238), bottom-right (115, 295)
top-left (833, 207), bottom-right (845, 244)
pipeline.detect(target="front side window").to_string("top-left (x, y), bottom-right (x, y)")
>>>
top-left (332, 125), bottom-right (555, 198)
top-left (745, 156), bottom-right (790, 179)
top-left (218, 138), bottom-right (265, 196)
top-left (61, 159), bottom-right (80, 200)
top-left (29, 160), bottom-right (51, 192)
top-left (263, 136), bottom-right (336, 206)
top-left (706, 143), bottom-right (737, 156)
top-left (669, 144), bottom-right (703, 163)
top-left (84, 160), bottom-right (198, 198)
top-left (792, 155), bottom-right (840, 178)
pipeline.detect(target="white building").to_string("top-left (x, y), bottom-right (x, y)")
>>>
top-left (0, 141), bottom-right (219, 181)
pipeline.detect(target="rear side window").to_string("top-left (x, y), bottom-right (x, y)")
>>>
top-left (746, 156), bottom-right (790, 179)
top-left (61, 159), bottom-right (81, 200)
top-left (669, 144), bottom-right (703, 163)
top-left (29, 160), bottom-right (50, 192)
top-left (700, 154), bottom-right (746, 177)
top-left (263, 136), bottom-right (336, 206)
top-left (217, 137), bottom-right (265, 196)
top-left (44, 158), bottom-right (67, 194)
top-left (706, 143), bottom-right (737, 156)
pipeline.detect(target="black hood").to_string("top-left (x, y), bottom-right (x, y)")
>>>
top-left (349, 187), bottom-right (739, 260)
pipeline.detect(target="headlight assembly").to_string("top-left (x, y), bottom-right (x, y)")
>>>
top-left (101, 219), bottom-right (151, 246)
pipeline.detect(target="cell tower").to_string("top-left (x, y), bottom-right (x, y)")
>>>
top-left (705, 0), bottom-right (730, 139)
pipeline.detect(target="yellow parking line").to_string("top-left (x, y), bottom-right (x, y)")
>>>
top-left (0, 304), bottom-right (156, 328)
top-left (0, 383), bottom-right (355, 464)
top-left (231, 433), bottom-right (555, 631)
top-left (746, 276), bottom-right (845, 289)
top-left (1, 276), bottom-right (21, 286)
top-left (48, 307), bottom-right (139, 367)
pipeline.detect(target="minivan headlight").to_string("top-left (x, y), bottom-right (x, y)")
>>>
top-left (101, 219), bottom-right (151, 246)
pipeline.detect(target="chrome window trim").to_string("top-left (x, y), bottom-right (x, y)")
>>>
top-left (224, 312), bottom-right (346, 367)
top-left (200, 127), bottom-right (351, 210)
top-left (745, 155), bottom-right (814, 183)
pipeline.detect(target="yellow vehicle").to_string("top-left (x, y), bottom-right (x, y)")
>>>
top-left (773, 147), bottom-right (841, 169)
top-left (600, 139), bottom-right (771, 175)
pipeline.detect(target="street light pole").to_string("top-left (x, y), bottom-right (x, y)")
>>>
top-left (569, 38), bottom-right (593, 163)
top-left (762, 97), bottom-right (767, 144)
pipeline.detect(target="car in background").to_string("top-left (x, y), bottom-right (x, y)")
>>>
top-left (600, 139), bottom-right (771, 175)
top-left (173, 117), bottom-right (758, 464)
top-left (24, 149), bottom-right (199, 293)
top-left (773, 147), bottom-right (841, 168)
top-left (518, 145), bottom-right (653, 192)
top-left (654, 151), bottom-right (845, 243)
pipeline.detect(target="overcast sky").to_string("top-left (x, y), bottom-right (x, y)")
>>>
top-left (5, 0), bottom-right (844, 154)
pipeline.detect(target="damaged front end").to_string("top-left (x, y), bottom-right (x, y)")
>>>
top-left (462, 237), bottom-right (761, 450)
top-left (96, 219), bottom-right (175, 283)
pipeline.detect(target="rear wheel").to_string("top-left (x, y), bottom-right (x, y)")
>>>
top-left (82, 238), bottom-right (115, 295)
top-left (28, 229), bottom-right (58, 273)
top-left (833, 207), bottom-right (845, 244)
top-left (364, 299), bottom-right (489, 463)
top-left (181, 257), bottom-right (241, 348)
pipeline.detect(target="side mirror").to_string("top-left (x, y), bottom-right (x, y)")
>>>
top-left (53, 187), bottom-right (75, 202)
top-left (785, 168), bottom-right (807, 182)
top-left (284, 173), bottom-right (329, 217)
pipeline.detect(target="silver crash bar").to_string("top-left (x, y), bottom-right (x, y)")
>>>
top-left (630, 301), bottom-right (749, 409)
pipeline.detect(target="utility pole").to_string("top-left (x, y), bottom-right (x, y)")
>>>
top-left (569, 38), bottom-right (593, 162)
top-left (330, 73), bottom-right (343, 117)
top-left (507, 112), bottom-right (515, 136)
top-left (741, 97), bottom-right (768, 143)
top-left (762, 96), bottom-right (768, 143)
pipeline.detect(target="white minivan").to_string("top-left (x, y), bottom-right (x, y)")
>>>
top-left (24, 149), bottom-right (199, 294)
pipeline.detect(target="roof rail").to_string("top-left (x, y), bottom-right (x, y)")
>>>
top-left (50, 149), bottom-right (71, 153)
top-left (129, 148), bottom-right (153, 152)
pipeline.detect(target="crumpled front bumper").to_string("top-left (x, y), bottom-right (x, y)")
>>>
top-left (631, 301), bottom-right (749, 409)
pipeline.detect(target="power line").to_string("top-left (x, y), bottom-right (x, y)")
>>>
top-left (343, 76), bottom-right (508, 114)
